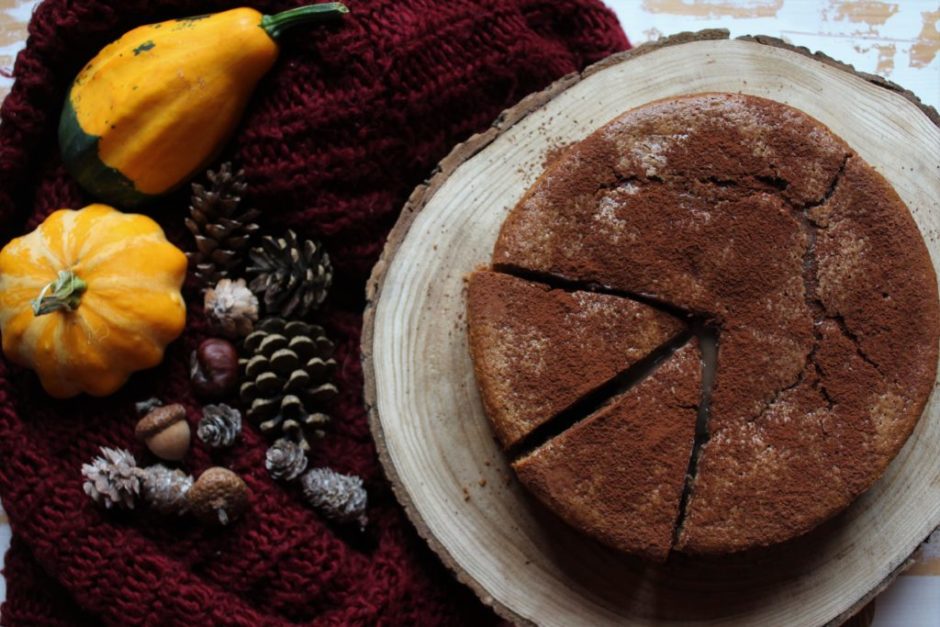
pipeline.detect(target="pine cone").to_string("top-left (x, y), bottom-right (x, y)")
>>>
top-left (81, 447), bottom-right (142, 510)
top-left (197, 403), bottom-right (242, 448)
top-left (185, 163), bottom-right (261, 289)
top-left (141, 465), bottom-right (193, 515)
top-left (301, 467), bottom-right (368, 529)
top-left (204, 278), bottom-right (259, 338)
top-left (265, 438), bottom-right (308, 481)
top-left (239, 318), bottom-right (337, 450)
top-left (247, 231), bottom-right (332, 319)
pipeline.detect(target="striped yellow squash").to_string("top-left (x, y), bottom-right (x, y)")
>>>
top-left (59, 3), bottom-right (348, 206)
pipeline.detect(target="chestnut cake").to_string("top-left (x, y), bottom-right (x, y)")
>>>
top-left (467, 93), bottom-right (940, 558)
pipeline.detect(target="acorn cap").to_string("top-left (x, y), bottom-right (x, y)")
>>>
top-left (186, 467), bottom-right (249, 525)
top-left (135, 404), bottom-right (187, 440)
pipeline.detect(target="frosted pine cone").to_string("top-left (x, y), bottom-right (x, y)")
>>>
top-left (81, 447), bottom-right (142, 510)
top-left (196, 404), bottom-right (242, 448)
top-left (301, 467), bottom-right (368, 529)
top-left (204, 278), bottom-right (259, 338)
top-left (265, 438), bottom-right (308, 481)
top-left (141, 465), bottom-right (193, 515)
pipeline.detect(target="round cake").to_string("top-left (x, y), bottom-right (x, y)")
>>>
top-left (466, 93), bottom-right (940, 559)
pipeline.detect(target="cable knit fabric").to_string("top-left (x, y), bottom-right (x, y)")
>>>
top-left (0, 1), bottom-right (627, 624)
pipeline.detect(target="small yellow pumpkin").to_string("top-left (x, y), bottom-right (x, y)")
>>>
top-left (0, 204), bottom-right (187, 398)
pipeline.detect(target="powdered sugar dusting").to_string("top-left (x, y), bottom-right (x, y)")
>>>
top-left (628, 133), bottom-right (689, 177)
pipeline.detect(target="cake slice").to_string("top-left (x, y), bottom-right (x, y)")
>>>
top-left (467, 271), bottom-right (685, 448)
top-left (513, 341), bottom-right (701, 561)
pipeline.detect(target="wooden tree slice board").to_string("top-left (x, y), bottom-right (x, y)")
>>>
top-left (362, 31), bottom-right (940, 626)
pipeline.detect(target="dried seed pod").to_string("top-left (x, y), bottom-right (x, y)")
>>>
top-left (187, 467), bottom-right (249, 525)
top-left (239, 318), bottom-right (337, 450)
top-left (135, 404), bottom-right (191, 461)
top-left (185, 162), bottom-right (260, 289)
top-left (247, 230), bottom-right (332, 319)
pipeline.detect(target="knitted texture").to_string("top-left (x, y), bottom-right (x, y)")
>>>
top-left (0, 1), bottom-right (628, 624)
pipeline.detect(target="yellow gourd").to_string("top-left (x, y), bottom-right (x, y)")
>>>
top-left (0, 204), bottom-right (187, 398)
top-left (59, 3), bottom-right (348, 206)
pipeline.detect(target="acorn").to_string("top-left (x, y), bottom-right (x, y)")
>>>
top-left (135, 404), bottom-right (191, 461)
top-left (187, 467), bottom-right (249, 525)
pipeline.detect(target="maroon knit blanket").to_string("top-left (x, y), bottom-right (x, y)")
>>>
top-left (0, 0), bottom-right (626, 624)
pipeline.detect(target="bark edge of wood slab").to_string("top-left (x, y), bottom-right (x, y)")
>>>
top-left (362, 29), bottom-right (940, 627)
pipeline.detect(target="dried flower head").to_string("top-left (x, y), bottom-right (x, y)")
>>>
top-left (204, 278), bottom-right (259, 338)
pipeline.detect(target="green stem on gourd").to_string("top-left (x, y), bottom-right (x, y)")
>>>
top-left (31, 270), bottom-right (87, 316)
top-left (260, 3), bottom-right (349, 40)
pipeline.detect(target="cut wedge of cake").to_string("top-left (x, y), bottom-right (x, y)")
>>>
top-left (466, 271), bottom-right (685, 449)
top-left (513, 341), bottom-right (701, 561)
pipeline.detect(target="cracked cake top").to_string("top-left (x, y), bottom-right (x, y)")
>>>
top-left (472, 92), bottom-right (939, 556)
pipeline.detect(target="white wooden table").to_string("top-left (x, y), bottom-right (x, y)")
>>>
top-left (0, 1), bottom-right (937, 624)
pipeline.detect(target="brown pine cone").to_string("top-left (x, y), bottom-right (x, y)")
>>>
top-left (246, 231), bottom-right (332, 319)
top-left (239, 317), bottom-right (337, 450)
top-left (185, 162), bottom-right (260, 289)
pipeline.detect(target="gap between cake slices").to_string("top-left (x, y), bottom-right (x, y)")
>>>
top-left (511, 336), bottom-right (703, 561)
top-left (465, 270), bottom-right (688, 450)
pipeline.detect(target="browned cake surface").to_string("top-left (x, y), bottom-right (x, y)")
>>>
top-left (486, 93), bottom-right (940, 554)
top-left (513, 341), bottom-right (701, 561)
top-left (466, 271), bottom-right (684, 448)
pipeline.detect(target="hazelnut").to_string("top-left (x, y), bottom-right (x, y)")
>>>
top-left (135, 404), bottom-right (191, 461)
top-left (190, 338), bottom-right (239, 399)
top-left (187, 467), bottom-right (249, 525)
